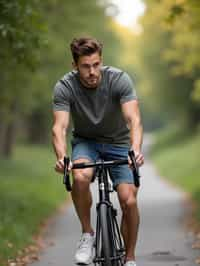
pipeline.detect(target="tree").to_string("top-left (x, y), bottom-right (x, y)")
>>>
top-left (0, 0), bottom-right (46, 157)
top-left (131, 0), bottom-right (200, 130)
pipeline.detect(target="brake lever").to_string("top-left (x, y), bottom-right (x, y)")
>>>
top-left (63, 156), bottom-right (72, 191)
top-left (128, 149), bottom-right (140, 188)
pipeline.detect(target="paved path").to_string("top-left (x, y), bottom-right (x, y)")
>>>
top-left (30, 137), bottom-right (198, 266)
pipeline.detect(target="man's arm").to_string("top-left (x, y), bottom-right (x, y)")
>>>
top-left (121, 99), bottom-right (144, 166)
top-left (52, 110), bottom-right (70, 173)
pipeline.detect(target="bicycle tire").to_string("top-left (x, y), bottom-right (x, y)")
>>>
top-left (99, 203), bottom-right (115, 266)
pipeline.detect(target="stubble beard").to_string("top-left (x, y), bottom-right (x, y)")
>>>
top-left (79, 73), bottom-right (101, 89)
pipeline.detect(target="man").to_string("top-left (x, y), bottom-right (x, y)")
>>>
top-left (52, 37), bottom-right (144, 266)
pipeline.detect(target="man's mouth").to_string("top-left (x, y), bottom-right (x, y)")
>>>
top-left (88, 77), bottom-right (97, 82)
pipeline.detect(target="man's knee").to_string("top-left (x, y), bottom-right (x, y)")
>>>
top-left (72, 159), bottom-right (93, 190)
top-left (72, 170), bottom-right (93, 190)
top-left (117, 184), bottom-right (138, 212)
top-left (121, 195), bottom-right (137, 212)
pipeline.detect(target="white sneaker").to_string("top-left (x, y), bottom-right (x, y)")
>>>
top-left (75, 233), bottom-right (95, 265)
top-left (125, 261), bottom-right (137, 266)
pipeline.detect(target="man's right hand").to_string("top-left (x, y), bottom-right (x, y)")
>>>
top-left (55, 158), bottom-right (73, 173)
top-left (55, 158), bottom-right (65, 173)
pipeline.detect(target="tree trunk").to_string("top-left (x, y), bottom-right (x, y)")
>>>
top-left (188, 103), bottom-right (200, 129)
top-left (0, 104), bottom-right (17, 158)
top-left (2, 120), bottom-right (16, 158)
top-left (26, 110), bottom-right (49, 144)
top-left (0, 122), bottom-right (6, 156)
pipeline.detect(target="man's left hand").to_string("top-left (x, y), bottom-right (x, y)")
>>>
top-left (135, 151), bottom-right (144, 167)
top-left (128, 150), bottom-right (144, 168)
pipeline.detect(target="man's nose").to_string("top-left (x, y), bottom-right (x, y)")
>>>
top-left (89, 66), bottom-right (95, 74)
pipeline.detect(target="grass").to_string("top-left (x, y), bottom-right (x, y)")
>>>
top-left (150, 126), bottom-right (200, 221)
top-left (0, 145), bottom-right (67, 265)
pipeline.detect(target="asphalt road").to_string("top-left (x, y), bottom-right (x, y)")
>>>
top-left (30, 137), bottom-right (198, 266)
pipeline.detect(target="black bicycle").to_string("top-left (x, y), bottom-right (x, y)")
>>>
top-left (63, 150), bottom-right (140, 266)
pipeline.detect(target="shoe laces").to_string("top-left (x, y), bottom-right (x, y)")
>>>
top-left (78, 235), bottom-right (93, 250)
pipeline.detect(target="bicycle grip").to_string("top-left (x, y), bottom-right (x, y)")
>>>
top-left (128, 150), bottom-right (140, 188)
top-left (63, 156), bottom-right (72, 191)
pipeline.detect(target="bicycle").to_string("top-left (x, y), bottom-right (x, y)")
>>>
top-left (63, 149), bottom-right (140, 266)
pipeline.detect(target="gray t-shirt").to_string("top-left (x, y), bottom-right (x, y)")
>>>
top-left (53, 66), bottom-right (137, 146)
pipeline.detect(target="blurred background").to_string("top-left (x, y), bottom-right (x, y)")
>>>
top-left (0, 0), bottom-right (199, 264)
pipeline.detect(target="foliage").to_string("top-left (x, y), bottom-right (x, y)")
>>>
top-left (162, 0), bottom-right (200, 106)
top-left (0, 0), bottom-right (46, 112)
top-left (0, 0), bottom-right (47, 157)
top-left (131, 0), bottom-right (200, 130)
top-left (0, 0), bottom-right (45, 67)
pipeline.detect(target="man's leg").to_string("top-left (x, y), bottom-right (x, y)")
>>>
top-left (117, 184), bottom-right (139, 261)
top-left (72, 158), bottom-right (96, 265)
top-left (70, 139), bottom-right (100, 264)
top-left (71, 158), bottom-right (94, 234)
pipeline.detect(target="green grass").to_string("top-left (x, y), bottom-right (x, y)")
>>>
top-left (150, 126), bottom-right (200, 221)
top-left (0, 145), bottom-right (67, 265)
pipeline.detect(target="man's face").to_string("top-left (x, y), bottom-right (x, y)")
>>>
top-left (74, 52), bottom-right (102, 89)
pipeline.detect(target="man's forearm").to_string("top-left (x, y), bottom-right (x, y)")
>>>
top-left (52, 128), bottom-right (67, 160)
top-left (130, 120), bottom-right (143, 153)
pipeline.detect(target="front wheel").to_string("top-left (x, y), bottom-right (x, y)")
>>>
top-left (99, 203), bottom-right (113, 266)
top-left (99, 204), bottom-right (124, 266)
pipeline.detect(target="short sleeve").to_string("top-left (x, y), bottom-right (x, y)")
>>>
top-left (117, 72), bottom-right (137, 104)
top-left (52, 80), bottom-right (71, 112)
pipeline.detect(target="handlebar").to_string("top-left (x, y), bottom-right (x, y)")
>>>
top-left (63, 150), bottom-right (140, 191)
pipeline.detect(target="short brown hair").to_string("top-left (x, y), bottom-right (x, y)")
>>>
top-left (70, 37), bottom-right (103, 63)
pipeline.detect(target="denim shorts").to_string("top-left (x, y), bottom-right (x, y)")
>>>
top-left (71, 137), bottom-right (135, 189)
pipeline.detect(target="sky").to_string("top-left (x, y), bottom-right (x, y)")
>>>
top-left (110, 0), bottom-right (146, 31)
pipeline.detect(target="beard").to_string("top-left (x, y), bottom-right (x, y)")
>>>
top-left (80, 73), bottom-right (101, 88)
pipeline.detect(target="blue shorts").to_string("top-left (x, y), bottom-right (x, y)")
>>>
top-left (71, 137), bottom-right (135, 189)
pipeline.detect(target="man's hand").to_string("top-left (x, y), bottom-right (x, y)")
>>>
top-left (134, 151), bottom-right (144, 167)
top-left (128, 150), bottom-right (144, 168)
top-left (55, 158), bottom-right (65, 173)
top-left (55, 157), bottom-right (73, 173)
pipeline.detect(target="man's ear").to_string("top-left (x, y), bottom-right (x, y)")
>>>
top-left (72, 61), bottom-right (77, 70)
